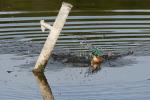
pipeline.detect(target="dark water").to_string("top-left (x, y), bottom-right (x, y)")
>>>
top-left (1, 0), bottom-right (150, 100)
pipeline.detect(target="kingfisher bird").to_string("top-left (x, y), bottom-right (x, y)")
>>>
top-left (90, 47), bottom-right (104, 72)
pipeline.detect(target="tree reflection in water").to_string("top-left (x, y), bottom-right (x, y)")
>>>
top-left (33, 71), bottom-right (54, 100)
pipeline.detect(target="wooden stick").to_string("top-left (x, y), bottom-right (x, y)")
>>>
top-left (40, 20), bottom-right (53, 32)
top-left (33, 2), bottom-right (73, 73)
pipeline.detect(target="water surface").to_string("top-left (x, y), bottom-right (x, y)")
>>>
top-left (0, 0), bottom-right (150, 100)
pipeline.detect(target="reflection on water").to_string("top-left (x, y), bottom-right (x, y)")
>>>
top-left (0, 10), bottom-right (150, 54)
top-left (0, 1), bottom-right (150, 54)
top-left (0, 54), bottom-right (150, 100)
top-left (33, 71), bottom-right (54, 100)
top-left (1, 0), bottom-right (150, 100)
top-left (1, 10), bottom-right (150, 55)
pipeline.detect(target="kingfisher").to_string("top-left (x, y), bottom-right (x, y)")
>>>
top-left (90, 47), bottom-right (104, 72)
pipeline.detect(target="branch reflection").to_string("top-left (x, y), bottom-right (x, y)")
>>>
top-left (33, 71), bottom-right (54, 100)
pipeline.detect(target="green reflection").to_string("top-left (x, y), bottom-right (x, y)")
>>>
top-left (1, 0), bottom-right (150, 11)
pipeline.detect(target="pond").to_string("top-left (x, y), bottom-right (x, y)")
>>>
top-left (0, 0), bottom-right (150, 100)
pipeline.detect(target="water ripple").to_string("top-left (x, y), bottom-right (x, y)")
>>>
top-left (0, 11), bottom-right (150, 55)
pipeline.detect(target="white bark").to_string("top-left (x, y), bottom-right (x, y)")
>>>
top-left (33, 2), bottom-right (73, 72)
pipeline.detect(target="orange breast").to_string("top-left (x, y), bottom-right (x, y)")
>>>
top-left (92, 56), bottom-right (103, 64)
